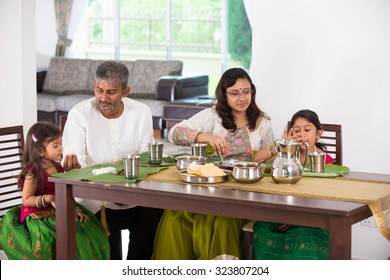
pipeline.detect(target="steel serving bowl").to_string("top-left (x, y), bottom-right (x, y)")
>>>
top-left (231, 162), bottom-right (264, 183)
top-left (175, 156), bottom-right (206, 170)
top-left (179, 169), bottom-right (231, 183)
top-left (217, 158), bottom-right (238, 170)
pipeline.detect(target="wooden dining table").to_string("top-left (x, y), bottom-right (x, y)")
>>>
top-left (50, 170), bottom-right (390, 260)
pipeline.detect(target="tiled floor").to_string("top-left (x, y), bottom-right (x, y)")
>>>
top-left (0, 250), bottom-right (8, 260)
top-left (121, 230), bottom-right (129, 260)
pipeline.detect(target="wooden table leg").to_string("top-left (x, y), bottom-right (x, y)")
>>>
top-left (55, 182), bottom-right (76, 260)
top-left (328, 217), bottom-right (351, 259)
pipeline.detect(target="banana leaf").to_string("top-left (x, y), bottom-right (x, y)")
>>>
top-left (138, 151), bottom-right (187, 167)
top-left (302, 164), bottom-right (350, 177)
top-left (51, 161), bottom-right (167, 184)
top-left (262, 162), bottom-right (350, 178)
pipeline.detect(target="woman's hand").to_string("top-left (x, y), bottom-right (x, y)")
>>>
top-left (62, 154), bottom-right (81, 171)
top-left (207, 135), bottom-right (228, 157)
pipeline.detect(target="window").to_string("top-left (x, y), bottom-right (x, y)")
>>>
top-left (72, 0), bottom-right (252, 94)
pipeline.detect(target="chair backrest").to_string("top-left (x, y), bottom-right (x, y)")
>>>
top-left (59, 114), bottom-right (68, 132)
top-left (319, 123), bottom-right (342, 165)
top-left (287, 122), bottom-right (343, 165)
top-left (0, 125), bottom-right (24, 218)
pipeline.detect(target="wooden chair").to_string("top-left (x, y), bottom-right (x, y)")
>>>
top-left (59, 114), bottom-right (68, 132)
top-left (317, 123), bottom-right (342, 165)
top-left (0, 125), bottom-right (24, 218)
top-left (0, 125), bottom-right (24, 259)
top-left (241, 123), bottom-right (343, 260)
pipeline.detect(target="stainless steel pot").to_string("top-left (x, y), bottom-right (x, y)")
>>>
top-left (231, 161), bottom-right (264, 183)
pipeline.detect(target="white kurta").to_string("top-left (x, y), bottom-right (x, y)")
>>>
top-left (62, 97), bottom-right (154, 213)
top-left (168, 107), bottom-right (275, 151)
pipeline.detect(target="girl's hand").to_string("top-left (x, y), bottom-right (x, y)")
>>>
top-left (76, 209), bottom-right (89, 222)
top-left (282, 127), bottom-right (292, 140)
top-left (284, 127), bottom-right (304, 143)
top-left (43, 194), bottom-right (56, 208)
top-left (279, 223), bottom-right (291, 232)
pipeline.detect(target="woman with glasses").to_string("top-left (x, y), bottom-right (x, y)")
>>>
top-left (152, 67), bottom-right (275, 260)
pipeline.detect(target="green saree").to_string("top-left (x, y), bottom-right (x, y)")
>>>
top-left (253, 221), bottom-right (329, 260)
top-left (152, 210), bottom-right (245, 260)
top-left (0, 204), bottom-right (110, 260)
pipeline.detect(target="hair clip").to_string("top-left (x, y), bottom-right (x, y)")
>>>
top-left (32, 133), bottom-right (38, 143)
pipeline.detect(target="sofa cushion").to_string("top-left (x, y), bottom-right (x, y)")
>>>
top-left (129, 60), bottom-right (183, 95)
top-left (37, 93), bottom-right (58, 112)
top-left (132, 98), bottom-right (166, 117)
top-left (56, 94), bottom-right (93, 112)
top-left (43, 57), bottom-right (92, 94)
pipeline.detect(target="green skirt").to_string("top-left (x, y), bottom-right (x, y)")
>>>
top-left (0, 204), bottom-right (110, 260)
top-left (253, 221), bottom-right (329, 260)
top-left (152, 210), bottom-right (246, 260)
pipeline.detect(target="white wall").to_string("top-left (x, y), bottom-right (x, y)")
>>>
top-left (250, 0), bottom-right (390, 175)
top-left (35, 0), bottom-right (56, 68)
top-left (249, 0), bottom-right (390, 259)
top-left (0, 0), bottom-right (36, 130)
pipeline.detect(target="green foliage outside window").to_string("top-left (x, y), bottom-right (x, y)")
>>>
top-left (87, 0), bottom-right (251, 69)
top-left (227, 0), bottom-right (252, 69)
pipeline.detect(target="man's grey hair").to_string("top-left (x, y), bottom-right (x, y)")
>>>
top-left (95, 61), bottom-right (129, 89)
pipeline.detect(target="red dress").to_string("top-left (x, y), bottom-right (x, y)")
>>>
top-left (19, 162), bottom-right (62, 223)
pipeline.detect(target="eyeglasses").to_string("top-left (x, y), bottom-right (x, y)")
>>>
top-left (226, 88), bottom-right (252, 98)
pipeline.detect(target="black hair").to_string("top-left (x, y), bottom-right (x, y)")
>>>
top-left (17, 122), bottom-right (62, 192)
top-left (215, 67), bottom-right (268, 131)
top-left (289, 109), bottom-right (327, 151)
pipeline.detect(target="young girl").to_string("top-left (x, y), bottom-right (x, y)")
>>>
top-left (0, 122), bottom-right (109, 260)
top-left (284, 109), bottom-right (334, 164)
top-left (253, 109), bottom-right (334, 260)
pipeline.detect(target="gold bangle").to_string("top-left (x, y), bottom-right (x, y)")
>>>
top-left (39, 195), bottom-right (43, 208)
top-left (36, 195), bottom-right (42, 208)
top-left (268, 145), bottom-right (277, 157)
top-left (41, 194), bottom-right (47, 207)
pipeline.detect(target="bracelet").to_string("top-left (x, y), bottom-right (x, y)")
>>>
top-left (36, 195), bottom-right (42, 208)
top-left (41, 194), bottom-right (47, 207)
top-left (268, 145), bottom-right (277, 157)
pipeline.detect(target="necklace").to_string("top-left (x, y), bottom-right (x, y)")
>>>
top-left (235, 118), bottom-right (248, 128)
top-left (43, 163), bottom-right (54, 170)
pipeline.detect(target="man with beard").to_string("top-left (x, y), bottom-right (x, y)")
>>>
top-left (62, 61), bottom-right (163, 260)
